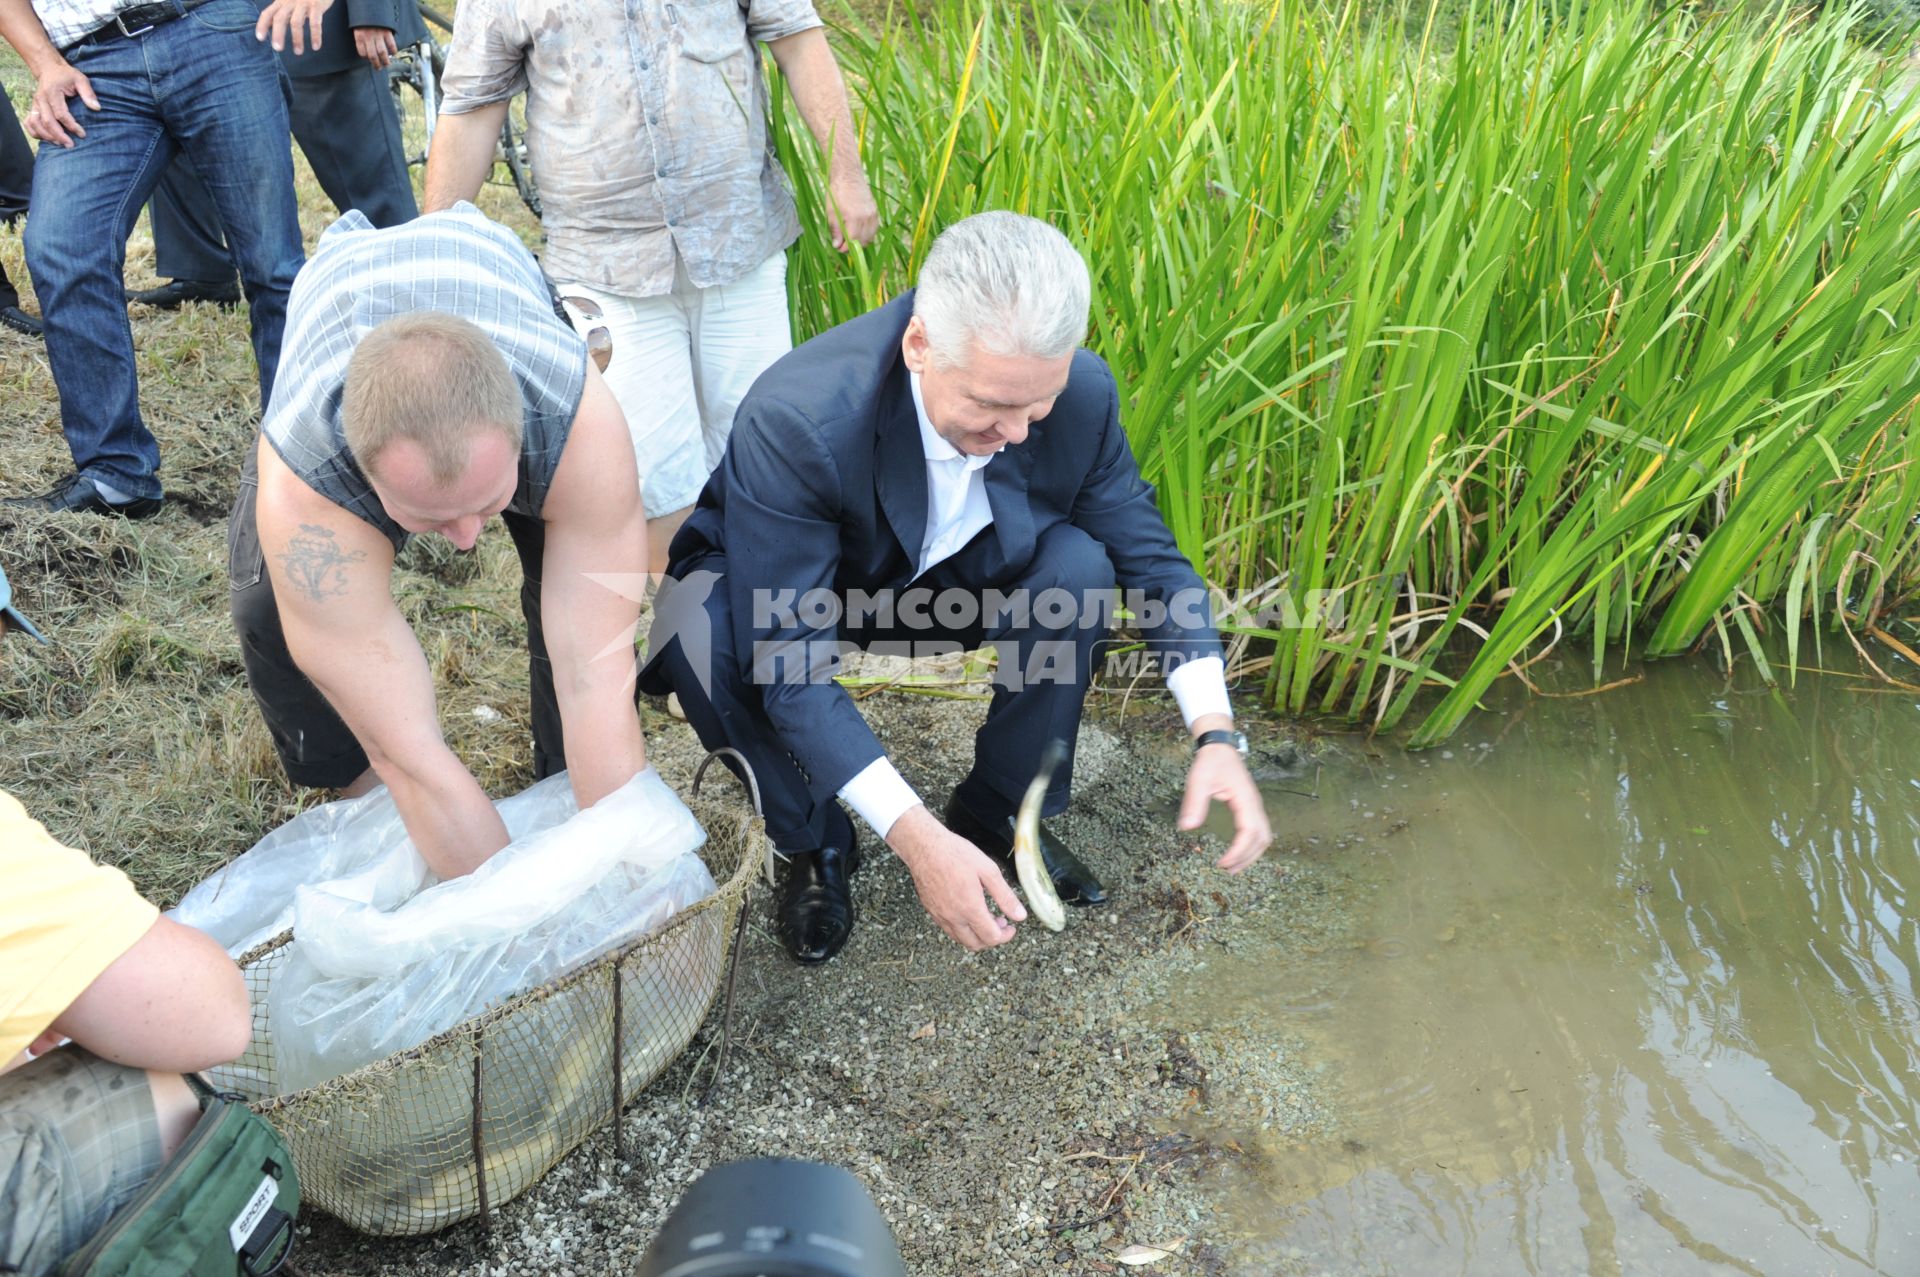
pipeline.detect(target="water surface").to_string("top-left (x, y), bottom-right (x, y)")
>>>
top-left (1189, 659), bottom-right (1920, 1275)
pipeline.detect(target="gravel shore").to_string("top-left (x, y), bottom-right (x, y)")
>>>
top-left (296, 694), bottom-right (1349, 1276)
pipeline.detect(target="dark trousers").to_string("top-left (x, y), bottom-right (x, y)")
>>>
top-left (0, 94), bottom-right (30, 309)
top-left (0, 92), bottom-right (29, 221)
top-left (644, 523), bottom-right (1118, 853)
top-left (152, 62), bottom-right (415, 283)
top-left (227, 445), bottom-right (566, 789)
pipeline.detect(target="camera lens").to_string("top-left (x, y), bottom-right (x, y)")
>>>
top-left (634, 1159), bottom-right (907, 1277)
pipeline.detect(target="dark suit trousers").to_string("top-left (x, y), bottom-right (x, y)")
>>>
top-left (646, 523), bottom-right (1119, 853)
top-left (151, 63), bottom-right (415, 282)
top-left (0, 94), bottom-right (31, 307)
top-left (228, 444), bottom-right (569, 789)
top-left (0, 93), bottom-right (30, 221)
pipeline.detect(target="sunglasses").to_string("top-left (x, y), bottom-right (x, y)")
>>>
top-left (559, 295), bottom-right (613, 373)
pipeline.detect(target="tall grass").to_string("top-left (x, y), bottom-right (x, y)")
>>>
top-left (772, 0), bottom-right (1920, 742)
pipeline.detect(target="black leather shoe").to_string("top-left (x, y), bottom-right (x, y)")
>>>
top-left (943, 789), bottom-right (1108, 907)
top-left (0, 305), bottom-right (41, 338)
top-left (774, 805), bottom-right (862, 965)
top-left (125, 278), bottom-right (242, 310)
top-left (4, 472), bottom-right (165, 519)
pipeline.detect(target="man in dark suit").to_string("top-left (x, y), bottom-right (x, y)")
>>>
top-left (129, 0), bottom-right (425, 308)
top-left (643, 211), bottom-right (1271, 964)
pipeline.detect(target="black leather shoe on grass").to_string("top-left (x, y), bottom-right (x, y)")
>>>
top-left (774, 804), bottom-right (863, 965)
top-left (0, 305), bottom-right (41, 338)
top-left (4, 472), bottom-right (165, 520)
top-left (125, 278), bottom-right (242, 310)
top-left (943, 789), bottom-right (1108, 906)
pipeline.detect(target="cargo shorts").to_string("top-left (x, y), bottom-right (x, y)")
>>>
top-left (0, 1048), bottom-right (164, 1277)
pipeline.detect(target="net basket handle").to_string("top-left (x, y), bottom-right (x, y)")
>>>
top-left (691, 747), bottom-right (775, 885)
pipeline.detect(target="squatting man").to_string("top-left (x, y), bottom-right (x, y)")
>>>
top-left (230, 205), bottom-right (652, 873)
top-left (643, 211), bottom-right (1273, 964)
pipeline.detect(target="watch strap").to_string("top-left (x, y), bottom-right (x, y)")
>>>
top-left (1194, 728), bottom-right (1243, 755)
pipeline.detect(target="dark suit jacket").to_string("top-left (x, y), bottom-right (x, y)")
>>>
top-left (663, 291), bottom-right (1222, 802)
top-left (276, 0), bottom-right (429, 78)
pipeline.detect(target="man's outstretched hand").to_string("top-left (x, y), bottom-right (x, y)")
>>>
top-left (887, 805), bottom-right (1027, 951)
top-left (256, 0), bottom-right (334, 54)
top-left (1178, 719), bottom-right (1272, 872)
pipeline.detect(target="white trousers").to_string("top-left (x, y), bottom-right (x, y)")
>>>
top-left (558, 251), bottom-right (792, 518)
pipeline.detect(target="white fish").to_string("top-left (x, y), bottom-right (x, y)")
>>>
top-left (1013, 740), bottom-right (1069, 933)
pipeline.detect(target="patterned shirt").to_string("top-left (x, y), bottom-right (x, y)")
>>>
top-left (438, 0), bottom-right (820, 298)
top-left (263, 205), bottom-right (587, 548)
top-left (35, 0), bottom-right (130, 52)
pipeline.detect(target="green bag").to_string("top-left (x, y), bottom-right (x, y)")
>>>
top-left (60, 1076), bottom-right (299, 1277)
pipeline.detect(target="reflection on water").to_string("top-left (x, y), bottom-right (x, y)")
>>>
top-left (1197, 660), bottom-right (1920, 1275)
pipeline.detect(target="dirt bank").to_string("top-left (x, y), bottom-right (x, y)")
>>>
top-left (291, 698), bottom-right (1345, 1276)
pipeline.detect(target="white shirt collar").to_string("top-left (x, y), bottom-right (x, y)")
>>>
top-left (909, 372), bottom-right (996, 471)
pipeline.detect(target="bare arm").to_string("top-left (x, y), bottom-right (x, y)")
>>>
top-left (255, 440), bottom-right (510, 877)
top-left (422, 98), bottom-right (509, 212)
top-left (0, 0), bottom-right (100, 148)
top-left (766, 27), bottom-right (877, 251)
top-left (539, 366), bottom-right (648, 810)
top-left (48, 917), bottom-right (251, 1074)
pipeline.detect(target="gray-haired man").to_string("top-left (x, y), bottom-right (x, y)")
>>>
top-left (641, 211), bottom-right (1272, 966)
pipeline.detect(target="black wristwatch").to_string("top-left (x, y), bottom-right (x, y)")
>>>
top-left (1193, 728), bottom-right (1249, 757)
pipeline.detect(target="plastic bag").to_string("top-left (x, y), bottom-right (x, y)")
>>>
top-left (174, 767), bottom-right (712, 1095)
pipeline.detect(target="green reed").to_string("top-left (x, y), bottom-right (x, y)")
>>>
top-left (771, 0), bottom-right (1920, 742)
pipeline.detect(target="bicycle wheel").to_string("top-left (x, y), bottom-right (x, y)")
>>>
top-left (497, 99), bottom-right (541, 220)
top-left (387, 37), bottom-right (445, 170)
top-left (392, 0), bottom-right (541, 222)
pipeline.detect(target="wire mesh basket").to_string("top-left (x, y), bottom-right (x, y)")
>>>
top-left (207, 758), bottom-right (767, 1237)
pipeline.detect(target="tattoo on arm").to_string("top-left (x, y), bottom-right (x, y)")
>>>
top-left (278, 524), bottom-right (367, 602)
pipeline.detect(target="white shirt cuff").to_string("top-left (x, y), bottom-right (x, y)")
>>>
top-left (1165, 655), bottom-right (1232, 729)
top-left (838, 757), bottom-right (922, 840)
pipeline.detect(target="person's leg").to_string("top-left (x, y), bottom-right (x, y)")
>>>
top-left (0, 94), bottom-right (30, 332)
top-left (952, 522), bottom-right (1119, 823)
top-left (229, 441), bottom-right (372, 788)
top-left (687, 250), bottom-right (793, 471)
top-left (500, 510), bottom-right (567, 781)
top-left (288, 64), bottom-right (419, 227)
top-left (145, 153), bottom-right (240, 289)
top-left (0, 1049), bottom-right (178, 1277)
top-left (0, 92), bottom-right (32, 221)
top-left (556, 282), bottom-right (704, 574)
top-left (645, 562), bottom-right (859, 962)
top-left (641, 563), bottom-right (840, 853)
top-left (19, 39), bottom-right (178, 504)
top-left (155, 0), bottom-right (304, 408)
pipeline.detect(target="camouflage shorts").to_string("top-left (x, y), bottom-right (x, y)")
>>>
top-left (0, 1047), bottom-right (163, 1277)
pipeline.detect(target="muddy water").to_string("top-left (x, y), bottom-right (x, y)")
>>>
top-left (1192, 659), bottom-right (1920, 1275)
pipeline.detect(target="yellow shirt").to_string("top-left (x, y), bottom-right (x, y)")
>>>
top-left (1, 790), bottom-right (158, 1062)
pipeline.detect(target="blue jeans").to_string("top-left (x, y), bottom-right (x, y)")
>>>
top-left (23, 0), bottom-right (303, 501)
top-left (153, 60), bottom-right (417, 283)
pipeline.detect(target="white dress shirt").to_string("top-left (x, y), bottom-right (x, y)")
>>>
top-left (838, 374), bottom-right (1232, 839)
